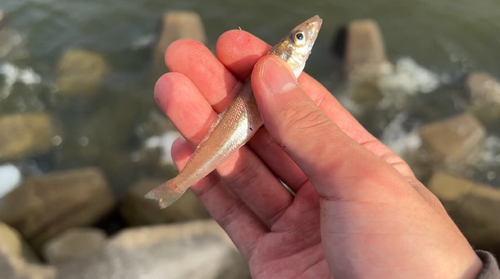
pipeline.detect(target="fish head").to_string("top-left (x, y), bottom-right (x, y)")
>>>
top-left (269, 15), bottom-right (323, 77)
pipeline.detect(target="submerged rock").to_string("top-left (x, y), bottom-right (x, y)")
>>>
top-left (0, 167), bottom-right (115, 251)
top-left (153, 11), bottom-right (206, 73)
top-left (428, 171), bottom-right (500, 255)
top-left (466, 72), bottom-right (500, 126)
top-left (55, 49), bottom-right (110, 97)
top-left (0, 113), bottom-right (55, 162)
top-left (419, 113), bottom-right (486, 163)
top-left (120, 178), bottom-right (210, 226)
top-left (56, 220), bottom-right (249, 279)
top-left (0, 222), bottom-right (39, 263)
top-left (43, 228), bottom-right (107, 265)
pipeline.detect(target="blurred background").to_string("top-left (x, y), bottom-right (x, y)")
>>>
top-left (0, 0), bottom-right (499, 278)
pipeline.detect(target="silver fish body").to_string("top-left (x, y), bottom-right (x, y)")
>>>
top-left (146, 15), bottom-right (322, 208)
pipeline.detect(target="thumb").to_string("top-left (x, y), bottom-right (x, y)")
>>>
top-left (250, 55), bottom-right (408, 201)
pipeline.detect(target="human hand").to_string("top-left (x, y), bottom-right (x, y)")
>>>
top-left (155, 30), bottom-right (483, 279)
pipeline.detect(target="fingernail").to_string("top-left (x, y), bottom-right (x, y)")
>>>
top-left (262, 56), bottom-right (297, 94)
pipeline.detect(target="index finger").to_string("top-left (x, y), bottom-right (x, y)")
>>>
top-left (217, 30), bottom-right (415, 179)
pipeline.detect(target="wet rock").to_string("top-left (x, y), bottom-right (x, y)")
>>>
top-left (343, 20), bottom-right (391, 80)
top-left (428, 171), bottom-right (500, 255)
top-left (153, 11), bottom-right (207, 73)
top-left (120, 178), bottom-right (210, 226)
top-left (466, 72), bottom-right (500, 126)
top-left (0, 10), bottom-right (4, 28)
top-left (55, 49), bottom-right (110, 97)
top-left (419, 113), bottom-right (486, 163)
top-left (43, 228), bottom-right (107, 265)
top-left (56, 220), bottom-right (250, 279)
top-left (0, 167), bottom-right (115, 251)
top-left (0, 247), bottom-right (56, 279)
top-left (0, 113), bottom-right (56, 162)
top-left (0, 222), bottom-right (39, 263)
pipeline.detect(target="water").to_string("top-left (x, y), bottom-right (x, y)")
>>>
top-left (1, 0), bottom-right (500, 194)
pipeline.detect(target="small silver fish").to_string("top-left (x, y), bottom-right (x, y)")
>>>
top-left (146, 15), bottom-right (323, 208)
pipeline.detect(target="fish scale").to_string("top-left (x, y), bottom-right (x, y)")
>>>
top-left (146, 15), bottom-right (322, 208)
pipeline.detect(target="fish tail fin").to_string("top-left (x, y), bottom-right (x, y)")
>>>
top-left (144, 179), bottom-right (187, 209)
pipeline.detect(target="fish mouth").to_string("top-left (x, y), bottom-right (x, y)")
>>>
top-left (305, 15), bottom-right (322, 41)
top-left (306, 15), bottom-right (323, 33)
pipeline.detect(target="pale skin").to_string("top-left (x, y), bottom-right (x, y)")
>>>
top-left (156, 30), bottom-right (483, 279)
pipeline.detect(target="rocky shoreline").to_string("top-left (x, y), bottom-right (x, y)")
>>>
top-left (1, 9), bottom-right (500, 279)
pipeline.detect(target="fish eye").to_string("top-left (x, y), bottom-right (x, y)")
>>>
top-left (293, 31), bottom-right (306, 45)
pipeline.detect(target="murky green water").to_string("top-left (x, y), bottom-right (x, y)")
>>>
top-left (1, 0), bottom-right (499, 193)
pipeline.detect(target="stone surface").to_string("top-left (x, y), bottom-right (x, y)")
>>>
top-left (0, 113), bottom-right (55, 162)
top-left (0, 247), bottom-right (56, 279)
top-left (153, 11), bottom-right (206, 73)
top-left (467, 72), bottom-right (500, 105)
top-left (466, 72), bottom-right (500, 125)
top-left (0, 222), bottom-right (38, 263)
top-left (120, 178), bottom-right (210, 226)
top-left (56, 220), bottom-right (250, 279)
top-left (428, 171), bottom-right (500, 255)
top-left (0, 167), bottom-right (115, 251)
top-left (43, 228), bottom-right (107, 265)
top-left (55, 49), bottom-right (110, 96)
top-left (419, 113), bottom-right (486, 163)
top-left (344, 20), bottom-right (390, 80)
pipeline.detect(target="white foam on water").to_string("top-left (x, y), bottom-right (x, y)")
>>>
top-left (376, 58), bottom-right (446, 109)
top-left (144, 131), bottom-right (181, 165)
top-left (0, 164), bottom-right (22, 199)
top-left (380, 113), bottom-right (421, 157)
top-left (131, 33), bottom-right (156, 50)
top-left (0, 63), bottom-right (42, 100)
top-left (379, 57), bottom-right (442, 95)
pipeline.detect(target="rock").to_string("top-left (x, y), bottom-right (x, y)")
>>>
top-left (466, 72), bottom-right (500, 126)
top-left (120, 178), bottom-right (210, 226)
top-left (343, 20), bottom-right (391, 80)
top-left (0, 222), bottom-right (39, 263)
top-left (43, 228), bottom-right (107, 265)
top-left (0, 167), bottom-right (115, 251)
top-left (419, 113), bottom-right (486, 163)
top-left (0, 113), bottom-right (56, 162)
top-left (467, 72), bottom-right (500, 105)
top-left (0, 10), bottom-right (4, 29)
top-left (153, 11), bottom-right (206, 73)
top-left (0, 247), bottom-right (56, 279)
top-left (55, 49), bottom-right (110, 97)
top-left (56, 220), bottom-right (250, 279)
top-left (428, 171), bottom-right (500, 255)
top-left (0, 19), bottom-right (27, 60)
